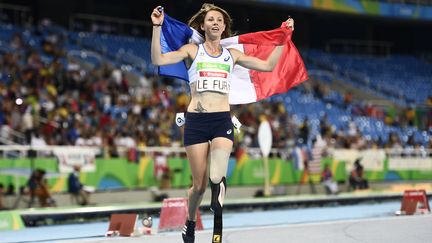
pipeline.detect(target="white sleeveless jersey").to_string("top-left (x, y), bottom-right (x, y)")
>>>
top-left (188, 44), bottom-right (234, 94)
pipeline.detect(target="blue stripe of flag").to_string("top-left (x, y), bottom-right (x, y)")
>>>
top-left (158, 14), bottom-right (193, 82)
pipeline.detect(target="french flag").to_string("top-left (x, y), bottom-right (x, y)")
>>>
top-left (159, 14), bottom-right (308, 105)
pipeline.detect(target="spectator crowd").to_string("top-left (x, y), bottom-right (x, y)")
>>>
top-left (0, 21), bottom-right (431, 160)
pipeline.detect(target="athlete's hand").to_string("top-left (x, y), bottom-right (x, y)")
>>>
top-left (286, 17), bottom-right (294, 31)
top-left (151, 6), bottom-right (164, 25)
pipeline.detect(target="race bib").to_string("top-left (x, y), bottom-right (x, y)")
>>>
top-left (196, 75), bottom-right (230, 94)
top-left (196, 62), bottom-right (230, 94)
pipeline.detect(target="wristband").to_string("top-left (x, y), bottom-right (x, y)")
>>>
top-left (153, 23), bottom-right (162, 26)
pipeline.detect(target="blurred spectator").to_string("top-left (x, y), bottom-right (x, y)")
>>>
top-left (426, 96), bottom-right (432, 106)
top-left (160, 167), bottom-right (172, 190)
top-left (31, 129), bottom-right (50, 156)
top-left (321, 164), bottom-right (338, 195)
top-left (311, 135), bottom-right (328, 172)
top-left (22, 106), bottom-right (34, 144)
top-left (347, 117), bottom-right (358, 138)
top-left (387, 132), bottom-right (403, 150)
top-left (75, 131), bottom-right (91, 146)
top-left (0, 183), bottom-right (5, 209)
top-left (27, 169), bottom-right (56, 207)
top-left (349, 159), bottom-right (369, 190)
top-left (27, 51), bottom-right (44, 70)
top-left (42, 29), bottom-right (65, 57)
top-left (10, 33), bottom-right (24, 49)
top-left (31, 129), bottom-right (47, 147)
top-left (6, 184), bottom-right (15, 195)
top-left (404, 106), bottom-right (416, 127)
top-left (343, 91), bottom-right (353, 109)
top-left (320, 114), bottom-right (331, 137)
top-left (0, 120), bottom-right (11, 144)
top-left (312, 82), bottom-right (325, 99)
top-left (299, 117), bottom-right (310, 145)
top-left (295, 144), bottom-right (317, 194)
top-left (150, 186), bottom-right (168, 202)
top-left (91, 130), bottom-right (103, 147)
top-left (68, 165), bottom-right (90, 206)
top-left (116, 131), bottom-right (137, 148)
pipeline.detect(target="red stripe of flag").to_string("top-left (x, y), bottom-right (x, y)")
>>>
top-left (238, 26), bottom-right (308, 101)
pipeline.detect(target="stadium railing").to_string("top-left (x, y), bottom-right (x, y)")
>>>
top-left (0, 145), bottom-right (430, 159)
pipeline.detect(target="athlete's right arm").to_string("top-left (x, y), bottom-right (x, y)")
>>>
top-left (150, 6), bottom-right (194, 66)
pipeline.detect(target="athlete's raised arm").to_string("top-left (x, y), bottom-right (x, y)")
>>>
top-left (230, 17), bottom-right (294, 72)
top-left (150, 6), bottom-right (197, 66)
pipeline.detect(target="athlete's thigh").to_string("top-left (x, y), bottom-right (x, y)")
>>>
top-left (185, 142), bottom-right (210, 181)
top-left (209, 137), bottom-right (232, 182)
top-left (210, 137), bottom-right (233, 151)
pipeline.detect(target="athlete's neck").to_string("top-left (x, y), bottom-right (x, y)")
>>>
top-left (204, 41), bottom-right (221, 55)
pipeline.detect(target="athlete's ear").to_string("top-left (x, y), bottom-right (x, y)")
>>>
top-left (200, 23), bottom-right (205, 31)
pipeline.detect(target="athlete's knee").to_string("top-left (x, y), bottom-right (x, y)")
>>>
top-left (190, 184), bottom-right (206, 196)
top-left (210, 177), bottom-right (226, 215)
top-left (209, 174), bottom-right (224, 184)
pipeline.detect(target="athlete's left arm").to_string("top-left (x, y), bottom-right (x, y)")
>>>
top-left (230, 46), bottom-right (284, 72)
top-left (230, 18), bottom-right (294, 72)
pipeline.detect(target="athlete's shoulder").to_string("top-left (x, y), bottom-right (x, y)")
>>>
top-left (182, 43), bottom-right (199, 50)
top-left (180, 43), bottom-right (199, 60)
top-left (227, 48), bottom-right (242, 62)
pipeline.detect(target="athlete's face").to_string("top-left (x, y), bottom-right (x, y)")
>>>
top-left (201, 10), bottom-right (226, 38)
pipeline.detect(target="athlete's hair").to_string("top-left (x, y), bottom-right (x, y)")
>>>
top-left (188, 3), bottom-right (233, 39)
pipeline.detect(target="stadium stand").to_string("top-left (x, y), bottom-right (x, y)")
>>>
top-left (304, 49), bottom-right (432, 107)
top-left (0, 17), bottom-right (430, 151)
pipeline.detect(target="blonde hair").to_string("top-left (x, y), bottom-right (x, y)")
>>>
top-left (188, 3), bottom-right (233, 39)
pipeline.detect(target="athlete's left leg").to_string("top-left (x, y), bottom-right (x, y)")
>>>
top-left (209, 137), bottom-right (233, 243)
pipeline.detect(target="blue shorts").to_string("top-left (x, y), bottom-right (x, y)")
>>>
top-left (184, 112), bottom-right (234, 146)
